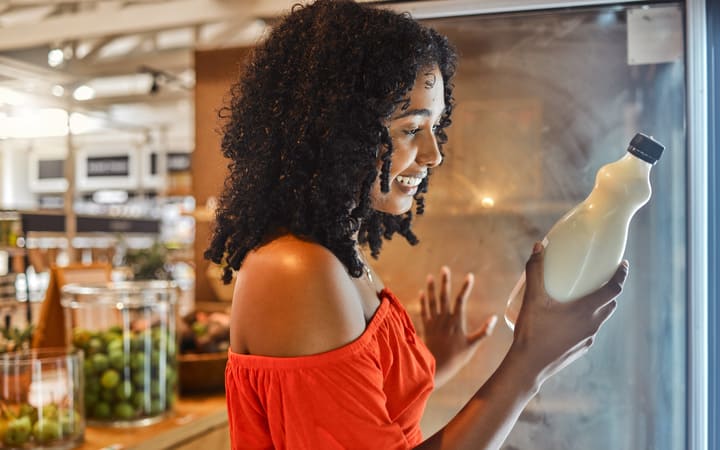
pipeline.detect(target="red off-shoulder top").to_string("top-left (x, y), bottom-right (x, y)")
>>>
top-left (225, 288), bottom-right (436, 449)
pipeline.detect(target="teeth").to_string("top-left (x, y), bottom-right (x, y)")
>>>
top-left (396, 175), bottom-right (424, 187)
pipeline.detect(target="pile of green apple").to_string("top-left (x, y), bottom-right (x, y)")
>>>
top-left (0, 402), bottom-right (82, 447)
top-left (73, 325), bottom-right (177, 423)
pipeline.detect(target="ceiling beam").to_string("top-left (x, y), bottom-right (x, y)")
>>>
top-left (382, 0), bottom-right (647, 19)
top-left (0, 47), bottom-right (191, 86)
top-left (66, 48), bottom-right (192, 78)
top-left (0, 0), bottom-right (271, 51)
top-left (0, 0), bottom-right (387, 52)
top-left (0, 4), bottom-right (56, 26)
top-left (197, 19), bottom-right (254, 50)
top-left (0, 55), bottom-right (75, 84)
top-left (6, 0), bottom-right (163, 5)
top-left (77, 89), bottom-right (188, 108)
top-left (76, 35), bottom-right (117, 61)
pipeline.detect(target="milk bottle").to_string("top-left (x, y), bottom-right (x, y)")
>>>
top-left (505, 133), bottom-right (664, 328)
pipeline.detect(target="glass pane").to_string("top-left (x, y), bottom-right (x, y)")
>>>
top-left (373, 4), bottom-right (687, 449)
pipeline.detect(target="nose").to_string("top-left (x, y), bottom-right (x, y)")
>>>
top-left (417, 133), bottom-right (443, 168)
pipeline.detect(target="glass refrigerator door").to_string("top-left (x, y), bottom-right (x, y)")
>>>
top-left (373, 3), bottom-right (687, 449)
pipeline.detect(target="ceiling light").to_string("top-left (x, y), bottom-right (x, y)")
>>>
top-left (73, 85), bottom-right (95, 101)
top-left (481, 197), bottom-right (495, 208)
top-left (82, 74), bottom-right (154, 98)
top-left (75, 41), bottom-right (93, 59)
top-left (97, 35), bottom-right (142, 59)
top-left (48, 48), bottom-right (64, 67)
top-left (51, 85), bottom-right (65, 97)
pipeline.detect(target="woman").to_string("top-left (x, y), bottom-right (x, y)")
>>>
top-left (205, 1), bottom-right (627, 449)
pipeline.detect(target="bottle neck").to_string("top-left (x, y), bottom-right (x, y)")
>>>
top-left (619, 152), bottom-right (653, 177)
top-left (583, 151), bottom-right (653, 212)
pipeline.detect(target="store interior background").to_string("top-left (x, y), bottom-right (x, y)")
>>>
top-left (0, 2), bottom-right (692, 450)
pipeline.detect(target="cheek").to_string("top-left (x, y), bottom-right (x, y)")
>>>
top-left (373, 141), bottom-right (415, 190)
top-left (387, 143), bottom-right (415, 173)
top-left (368, 179), bottom-right (385, 211)
top-left (369, 170), bottom-right (395, 202)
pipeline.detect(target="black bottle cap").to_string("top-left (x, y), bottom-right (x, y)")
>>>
top-left (627, 132), bottom-right (665, 164)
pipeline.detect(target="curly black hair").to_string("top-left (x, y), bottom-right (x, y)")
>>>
top-left (205, 0), bottom-right (457, 283)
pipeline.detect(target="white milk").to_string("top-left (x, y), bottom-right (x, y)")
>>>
top-left (505, 133), bottom-right (664, 329)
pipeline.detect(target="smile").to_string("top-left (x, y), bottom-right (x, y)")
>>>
top-left (395, 174), bottom-right (425, 187)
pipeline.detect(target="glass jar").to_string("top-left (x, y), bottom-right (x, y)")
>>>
top-left (61, 281), bottom-right (178, 427)
top-left (0, 348), bottom-right (85, 449)
top-left (0, 293), bottom-right (35, 355)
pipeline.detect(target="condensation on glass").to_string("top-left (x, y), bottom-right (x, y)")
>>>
top-left (371, 4), bottom-right (687, 450)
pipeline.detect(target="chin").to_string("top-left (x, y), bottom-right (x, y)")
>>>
top-left (373, 198), bottom-right (414, 216)
top-left (370, 182), bottom-right (417, 215)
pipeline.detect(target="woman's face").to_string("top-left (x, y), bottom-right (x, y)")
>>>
top-left (370, 66), bottom-right (445, 215)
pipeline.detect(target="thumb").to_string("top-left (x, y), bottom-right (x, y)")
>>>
top-left (467, 315), bottom-right (498, 345)
top-left (524, 241), bottom-right (546, 300)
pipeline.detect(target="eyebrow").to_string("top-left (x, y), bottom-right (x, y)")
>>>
top-left (392, 108), bottom-right (432, 120)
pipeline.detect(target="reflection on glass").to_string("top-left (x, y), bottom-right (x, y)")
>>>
top-left (373, 5), bottom-right (686, 450)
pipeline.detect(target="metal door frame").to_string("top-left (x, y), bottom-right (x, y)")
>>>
top-left (705, 1), bottom-right (718, 448)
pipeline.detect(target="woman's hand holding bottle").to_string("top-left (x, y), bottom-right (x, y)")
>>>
top-left (510, 242), bottom-right (629, 389)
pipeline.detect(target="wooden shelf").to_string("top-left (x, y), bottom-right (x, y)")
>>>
top-left (194, 300), bottom-right (231, 313)
top-left (79, 394), bottom-right (229, 450)
top-left (0, 246), bottom-right (26, 256)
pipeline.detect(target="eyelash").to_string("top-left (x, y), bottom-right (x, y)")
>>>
top-left (404, 124), bottom-right (441, 136)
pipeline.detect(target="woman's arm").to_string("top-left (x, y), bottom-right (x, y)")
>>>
top-left (419, 344), bottom-right (538, 450)
top-left (417, 242), bottom-right (627, 449)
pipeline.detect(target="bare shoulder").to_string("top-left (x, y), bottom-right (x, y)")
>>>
top-left (230, 235), bottom-right (366, 357)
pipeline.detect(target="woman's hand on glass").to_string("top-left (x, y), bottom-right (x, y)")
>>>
top-left (420, 266), bottom-right (498, 387)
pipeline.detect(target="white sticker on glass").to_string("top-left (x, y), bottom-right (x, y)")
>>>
top-left (627, 5), bottom-right (683, 66)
